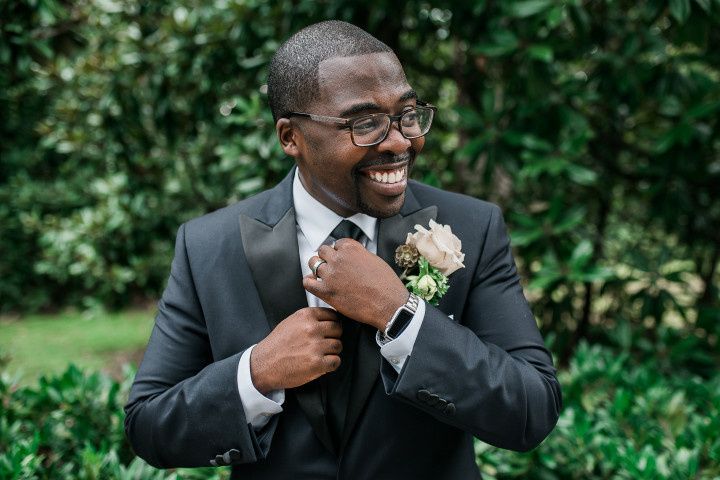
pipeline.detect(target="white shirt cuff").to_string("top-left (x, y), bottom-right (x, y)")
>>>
top-left (376, 300), bottom-right (426, 373)
top-left (237, 344), bottom-right (285, 430)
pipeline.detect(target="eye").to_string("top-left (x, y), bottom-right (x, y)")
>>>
top-left (401, 110), bottom-right (418, 127)
top-left (353, 116), bottom-right (382, 133)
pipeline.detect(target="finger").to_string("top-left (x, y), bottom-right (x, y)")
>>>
top-left (317, 244), bottom-right (339, 261)
top-left (333, 238), bottom-right (361, 250)
top-left (307, 255), bottom-right (328, 277)
top-left (318, 319), bottom-right (342, 338)
top-left (309, 307), bottom-right (339, 321)
top-left (322, 354), bottom-right (341, 373)
top-left (321, 338), bottom-right (343, 354)
top-left (303, 274), bottom-right (328, 297)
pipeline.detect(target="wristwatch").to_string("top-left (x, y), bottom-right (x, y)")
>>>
top-left (382, 293), bottom-right (420, 342)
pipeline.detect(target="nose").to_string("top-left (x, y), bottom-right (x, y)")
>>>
top-left (376, 120), bottom-right (411, 155)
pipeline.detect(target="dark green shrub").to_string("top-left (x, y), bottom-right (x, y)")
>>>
top-left (2, 3), bottom-right (718, 359)
top-left (0, 365), bottom-right (230, 479)
top-left (476, 342), bottom-right (720, 479)
top-left (1, 343), bottom-right (718, 478)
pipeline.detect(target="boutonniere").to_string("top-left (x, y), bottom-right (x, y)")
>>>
top-left (394, 219), bottom-right (465, 305)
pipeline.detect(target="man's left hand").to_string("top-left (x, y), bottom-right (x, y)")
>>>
top-left (303, 238), bottom-right (409, 331)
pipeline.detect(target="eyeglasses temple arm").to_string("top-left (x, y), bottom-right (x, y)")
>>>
top-left (287, 112), bottom-right (350, 125)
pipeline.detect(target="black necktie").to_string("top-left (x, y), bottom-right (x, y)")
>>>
top-left (324, 219), bottom-right (365, 450)
top-left (329, 219), bottom-right (365, 245)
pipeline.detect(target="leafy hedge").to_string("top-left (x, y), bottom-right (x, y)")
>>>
top-left (477, 342), bottom-right (720, 479)
top-left (3, 1), bottom-right (719, 364)
top-left (1, 342), bottom-right (718, 479)
top-left (0, 363), bottom-right (229, 479)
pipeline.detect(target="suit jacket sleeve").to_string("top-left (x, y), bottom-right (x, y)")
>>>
top-left (124, 223), bottom-right (276, 468)
top-left (380, 204), bottom-right (562, 452)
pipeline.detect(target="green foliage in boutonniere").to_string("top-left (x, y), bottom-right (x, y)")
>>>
top-left (404, 257), bottom-right (449, 305)
top-left (395, 219), bottom-right (465, 305)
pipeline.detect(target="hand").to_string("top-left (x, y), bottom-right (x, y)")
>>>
top-left (303, 238), bottom-right (409, 331)
top-left (250, 307), bottom-right (342, 394)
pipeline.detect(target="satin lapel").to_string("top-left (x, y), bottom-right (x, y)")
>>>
top-left (239, 192), bottom-right (335, 455)
top-left (238, 208), bottom-right (307, 330)
top-left (340, 190), bottom-right (438, 452)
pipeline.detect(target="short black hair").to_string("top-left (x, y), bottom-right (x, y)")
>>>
top-left (267, 20), bottom-right (394, 123)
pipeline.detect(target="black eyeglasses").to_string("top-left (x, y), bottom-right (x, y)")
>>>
top-left (286, 101), bottom-right (437, 147)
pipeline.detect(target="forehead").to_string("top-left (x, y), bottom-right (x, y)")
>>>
top-left (316, 52), bottom-right (411, 113)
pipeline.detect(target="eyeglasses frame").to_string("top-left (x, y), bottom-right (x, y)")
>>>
top-left (286, 100), bottom-right (437, 147)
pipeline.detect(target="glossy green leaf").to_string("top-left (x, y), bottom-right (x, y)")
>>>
top-left (669, 0), bottom-right (691, 22)
top-left (506, 0), bottom-right (554, 18)
top-left (527, 44), bottom-right (554, 62)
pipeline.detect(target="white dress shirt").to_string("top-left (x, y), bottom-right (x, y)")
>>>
top-left (236, 168), bottom-right (426, 429)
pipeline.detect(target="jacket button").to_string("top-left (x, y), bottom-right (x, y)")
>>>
top-left (228, 449), bottom-right (242, 462)
top-left (435, 398), bottom-right (448, 410)
top-left (427, 393), bottom-right (440, 406)
top-left (445, 403), bottom-right (456, 415)
top-left (417, 389), bottom-right (431, 402)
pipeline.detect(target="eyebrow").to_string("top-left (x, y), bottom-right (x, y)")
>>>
top-left (399, 89), bottom-right (418, 102)
top-left (338, 89), bottom-right (418, 118)
top-left (340, 102), bottom-right (379, 118)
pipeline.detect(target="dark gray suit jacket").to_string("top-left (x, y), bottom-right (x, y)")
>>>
top-left (124, 166), bottom-right (562, 479)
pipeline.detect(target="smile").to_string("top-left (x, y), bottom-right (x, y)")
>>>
top-left (362, 165), bottom-right (407, 184)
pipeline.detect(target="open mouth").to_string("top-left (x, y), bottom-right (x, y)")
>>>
top-left (360, 163), bottom-right (408, 185)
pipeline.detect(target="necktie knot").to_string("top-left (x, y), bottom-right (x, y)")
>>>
top-left (330, 219), bottom-right (364, 243)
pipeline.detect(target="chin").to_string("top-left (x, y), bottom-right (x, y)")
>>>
top-left (359, 192), bottom-right (405, 219)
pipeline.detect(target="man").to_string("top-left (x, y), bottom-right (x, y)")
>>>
top-left (124, 20), bottom-right (561, 479)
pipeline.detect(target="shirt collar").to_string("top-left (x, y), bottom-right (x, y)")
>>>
top-left (293, 168), bottom-right (377, 250)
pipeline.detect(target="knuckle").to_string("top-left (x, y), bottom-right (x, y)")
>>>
top-left (303, 322), bottom-right (316, 336)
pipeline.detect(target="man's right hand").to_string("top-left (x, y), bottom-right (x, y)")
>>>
top-left (250, 307), bottom-right (342, 395)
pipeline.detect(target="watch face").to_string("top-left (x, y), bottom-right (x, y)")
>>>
top-left (388, 308), bottom-right (414, 338)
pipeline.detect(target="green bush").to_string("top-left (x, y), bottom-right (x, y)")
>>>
top-left (0, 364), bottom-right (230, 479)
top-left (1, 343), bottom-right (718, 479)
top-left (2, 3), bottom-right (718, 359)
top-left (477, 342), bottom-right (720, 479)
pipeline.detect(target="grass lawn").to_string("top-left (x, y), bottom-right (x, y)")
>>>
top-left (0, 308), bottom-right (155, 385)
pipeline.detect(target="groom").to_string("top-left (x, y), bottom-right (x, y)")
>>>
top-left (125, 20), bottom-right (561, 479)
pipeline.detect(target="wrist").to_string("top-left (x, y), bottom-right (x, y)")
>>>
top-left (377, 290), bottom-right (410, 331)
top-left (380, 291), bottom-right (418, 341)
top-left (249, 346), bottom-right (275, 395)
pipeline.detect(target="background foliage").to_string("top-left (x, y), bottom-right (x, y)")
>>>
top-left (2, 342), bottom-right (718, 479)
top-left (2, 0), bottom-right (719, 477)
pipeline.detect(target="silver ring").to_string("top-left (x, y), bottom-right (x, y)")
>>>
top-left (311, 259), bottom-right (327, 277)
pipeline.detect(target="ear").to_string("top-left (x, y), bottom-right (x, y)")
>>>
top-left (276, 118), bottom-right (302, 158)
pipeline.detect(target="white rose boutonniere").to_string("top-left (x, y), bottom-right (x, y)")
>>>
top-left (394, 219), bottom-right (465, 305)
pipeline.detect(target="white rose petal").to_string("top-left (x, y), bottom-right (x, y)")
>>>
top-left (406, 220), bottom-right (465, 276)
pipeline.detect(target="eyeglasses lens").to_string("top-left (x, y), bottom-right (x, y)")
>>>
top-left (351, 107), bottom-right (434, 147)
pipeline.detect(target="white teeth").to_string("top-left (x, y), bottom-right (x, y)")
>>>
top-left (367, 166), bottom-right (406, 184)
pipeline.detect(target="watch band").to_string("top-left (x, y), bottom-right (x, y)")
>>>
top-left (383, 293), bottom-right (419, 342)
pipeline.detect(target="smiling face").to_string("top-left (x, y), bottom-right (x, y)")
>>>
top-left (277, 52), bottom-right (425, 218)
